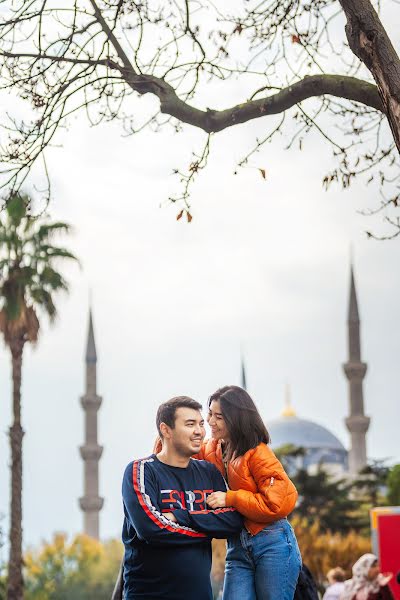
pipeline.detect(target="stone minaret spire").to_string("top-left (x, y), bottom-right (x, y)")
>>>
top-left (79, 309), bottom-right (104, 539)
top-left (240, 354), bottom-right (247, 390)
top-left (343, 265), bottom-right (370, 475)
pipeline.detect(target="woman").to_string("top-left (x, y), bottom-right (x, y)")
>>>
top-left (340, 554), bottom-right (394, 600)
top-left (200, 385), bottom-right (301, 600)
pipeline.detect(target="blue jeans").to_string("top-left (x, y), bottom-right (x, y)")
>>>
top-left (222, 519), bottom-right (302, 600)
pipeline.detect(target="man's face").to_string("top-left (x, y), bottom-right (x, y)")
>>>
top-left (164, 407), bottom-right (205, 457)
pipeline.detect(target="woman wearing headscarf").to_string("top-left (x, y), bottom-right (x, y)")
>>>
top-left (340, 554), bottom-right (394, 600)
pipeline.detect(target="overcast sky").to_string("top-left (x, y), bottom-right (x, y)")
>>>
top-left (0, 2), bottom-right (399, 556)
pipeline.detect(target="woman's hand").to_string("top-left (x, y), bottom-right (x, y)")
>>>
top-left (206, 491), bottom-right (227, 509)
top-left (164, 512), bottom-right (177, 522)
top-left (377, 572), bottom-right (393, 586)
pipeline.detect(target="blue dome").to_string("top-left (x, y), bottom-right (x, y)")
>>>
top-left (267, 416), bottom-right (346, 452)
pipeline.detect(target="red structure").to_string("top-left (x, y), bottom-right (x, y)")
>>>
top-left (371, 508), bottom-right (400, 600)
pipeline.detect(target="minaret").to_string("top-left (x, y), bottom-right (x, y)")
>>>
top-left (240, 354), bottom-right (247, 390)
top-left (343, 265), bottom-right (370, 475)
top-left (79, 309), bottom-right (104, 539)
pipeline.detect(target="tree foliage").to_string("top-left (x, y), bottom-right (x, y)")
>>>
top-left (211, 518), bottom-right (371, 594)
top-left (276, 444), bottom-right (364, 533)
top-left (0, 1), bottom-right (399, 232)
top-left (350, 459), bottom-right (391, 520)
top-left (387, 463), bottom-right (400, 506)
top-left (24, 533), bottom-right (123, 600)
top-left (292, 467), bottom-right (364, 533)
top-left (291, 516), bottom-right (371, 589)
top-left (0, 194), bottom-right (77, 336)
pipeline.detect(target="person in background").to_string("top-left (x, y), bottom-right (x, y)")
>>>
top-left (340, 554), bottom-right (394, 600)
top-left (323, 567), bottom-right (346, 600)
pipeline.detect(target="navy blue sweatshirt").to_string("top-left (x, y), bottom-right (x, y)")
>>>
top-left (122, 454), bottom-right (243, 599)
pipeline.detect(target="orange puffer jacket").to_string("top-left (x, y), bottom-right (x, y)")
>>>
top-left (196, 439), bottom-right (298, 536)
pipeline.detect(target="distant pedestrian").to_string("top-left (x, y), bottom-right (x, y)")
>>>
top-left (340, 554), bottom-right (394, 600)
top-left (323, 567), bottom-right (346, 600)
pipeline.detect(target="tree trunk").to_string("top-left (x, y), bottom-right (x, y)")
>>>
top-left (339, 0), bottom-right (400, 153)
top-left (7, 338), bottom-right (25, 600)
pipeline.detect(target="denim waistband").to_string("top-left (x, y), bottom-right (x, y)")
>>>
top-left (244, 517), bottom-right (289, 536)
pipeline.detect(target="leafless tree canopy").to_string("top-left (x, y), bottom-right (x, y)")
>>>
top-left (0, 0), bottom-right (399, 233)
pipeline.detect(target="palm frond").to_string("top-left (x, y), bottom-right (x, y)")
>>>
top-left (18, 266), bottom-right (36, 285)
top-left (37, 266), bottom-right (68, 292)
top-left (5, 194), bottom-right (28, 227)
top-left (29, 288), bottom-right (57, 321)
top-left (0, 231), bottom-right (13, 244)
top-left (0, 193), bottom-right (77, 346)
top-left (35, 246), bottom-right (79, 264)
top-left (35, 222), bottom-right (72, 241)
top-left (23, 216), bottom-right (38, 235)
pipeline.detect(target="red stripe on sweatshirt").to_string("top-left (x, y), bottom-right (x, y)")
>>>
top-left (132, 460), bottom-right (206, 538)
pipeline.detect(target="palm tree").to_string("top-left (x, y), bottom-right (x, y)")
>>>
top-left (0, 193), bottom-right (78, 600)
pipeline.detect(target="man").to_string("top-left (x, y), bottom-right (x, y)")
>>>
top-left (122, 396), bottom-right (243, 600)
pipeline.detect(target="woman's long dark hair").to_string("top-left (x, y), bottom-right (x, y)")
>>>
top-left (208, 385), bottom-right (270, 461)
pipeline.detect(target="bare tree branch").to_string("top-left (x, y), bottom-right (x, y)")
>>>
top-left (339, 0), bottom-right (400, 151)
top-left (0, 0), bottom-right (398, 233)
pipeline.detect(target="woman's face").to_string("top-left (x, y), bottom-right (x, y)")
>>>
top-left (207, 399), bottom-right (230, 441)
top-left (367, 562), bottom-right (380, 580)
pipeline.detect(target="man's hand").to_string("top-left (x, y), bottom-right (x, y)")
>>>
top-left (206, 491), bottom-right (227, 509)
top-left (164, 512), bottom-right (177, 522)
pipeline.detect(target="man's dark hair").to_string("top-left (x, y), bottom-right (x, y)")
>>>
top-left (156, 396), bottom-right (202, 437)
top-left (208, 385), bottom-right (270, 460)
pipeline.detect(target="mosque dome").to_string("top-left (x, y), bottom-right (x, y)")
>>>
top-left (268, 415), bottom-right (346, 453)
top-left (266, 389), bottom-right (348, 474)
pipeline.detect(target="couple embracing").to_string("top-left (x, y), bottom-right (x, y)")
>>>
top-left (121, 386), bottom-right (302, 599)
